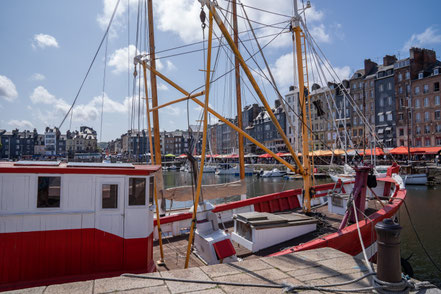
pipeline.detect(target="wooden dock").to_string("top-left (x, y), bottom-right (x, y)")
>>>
top-left (9, 247), bottom-right (439, 293)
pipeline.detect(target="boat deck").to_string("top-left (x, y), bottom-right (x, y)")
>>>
top-left (153, 200), bottom-right (383, 272)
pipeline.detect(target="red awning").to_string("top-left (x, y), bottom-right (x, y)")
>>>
top-left (177, 154), bottom-right (187, 158)
top-left (360, 147), bottom-right (385, 156)
top-left (259, 153), bottom-right (273, 158)
top-left (390, 146), bottom-right (411, 155)
top-left (412, 147), bottom-right (441, 154)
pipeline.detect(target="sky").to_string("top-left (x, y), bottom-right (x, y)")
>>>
top-left (1, 0), bottom-right (441, 142)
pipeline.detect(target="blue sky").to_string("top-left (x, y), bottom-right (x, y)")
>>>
top-left (1, 0), bottom-right (441, 142)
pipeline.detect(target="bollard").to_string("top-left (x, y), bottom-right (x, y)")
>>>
top-left (374, 218), bottom-right (408, 293)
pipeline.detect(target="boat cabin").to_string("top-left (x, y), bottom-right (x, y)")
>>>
top-left (0, 161), bottom-right (160, 291)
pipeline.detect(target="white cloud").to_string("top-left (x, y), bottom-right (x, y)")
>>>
top-left (108, 44), bottom-right (140, 74)
top-left (8, 119), bottom-right (33, 129)
top-left (30, 86), bottom-right (57, 104)
top-left (97, 0), bottom-right (138, 37)
top-left (166, 60), bottom-right (176, 71)
top-left (32, 34), bottom-right (59, 49)
top-left (269, 52), bottom-right (351, 89)
top-left (30, 86), bottom-right (133, 124)
top-left (0, 75), bottom-right (18, 102)
top-left (403, 26), bottom-right (441, 52)
top-left (31, 73), bottom-right (46, 81)
top-left (161, 105), bottom-right (181, 116)
top-left (158, 83), bottom-right (169, 91)
top-left (310, 24), bottom-right (330, 43)
top-left (305, 6), bottom-right (324, 22)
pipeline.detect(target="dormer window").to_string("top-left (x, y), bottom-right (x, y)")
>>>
top-left (418, 72), bottom-right (424, 79)
top-left (435, 68), bottom-right (439, 75)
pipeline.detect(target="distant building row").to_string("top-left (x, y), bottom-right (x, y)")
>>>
top-left (0, 126), bottom-right (97, 159)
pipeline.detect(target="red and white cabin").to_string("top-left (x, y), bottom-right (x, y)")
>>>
top-left (0, 161), bottom-right (160, 291)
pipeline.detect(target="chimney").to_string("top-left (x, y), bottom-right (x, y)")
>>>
top-left (383, 55), bottom-right (397, 66)
top-left (311, 83), bottom-right (321, 91)
top-left (364, 59), bottom-right (378, 75)
top-left (289, 85), bottom-right (296, 91)
top-left (274, 99), bottom-right (281, 108)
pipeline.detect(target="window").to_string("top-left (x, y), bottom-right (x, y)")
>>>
top-left (435, 68), bottom-right (440, 75)
top-left (405, 72), bottom-right (410, 79)
top-left (353, 130), bottom-right (357, 136)
top-left (379, 114), bottom-right (384, 122)
top-left (388, 96), bottom-right (392, 106)
top-left (425, 112), bottom-right (430, 122)
top-left (416, 126), bottom-right (421, 134)
top-left (436, 110), bottom-right (441, 120)
top-left (399, 113), bottom-right (404, 120)
top-left (437, 137), bottom-right (441, 145)
top-left (370, 90), bottom-right (374, 98)
top-left (415, 86), bottom-right (420, 95)
top-left (388, 82), bottom-right (392, 90)
top-left (418, 72), bottom-right (424, 79)
top-left (379, 98), bottom-right (384, 107)
top-left (425, 125), bottom-right (431, 134)
top-left (353, 117), bottom-right (358, 126)
top-left (399, 87), bottom-right (403, 94)
top-left (424, 97), bottom-right (429, 107)
top-left (425, 138), bottom-right (431, 146)
top-left (102, 184), bottom-right (118, 209)
top-left (359, 129), bottom-right (363, 136)
top-left (129, 178), bottom-right (146, 206)
top-left (435, 82), bottom-right (440, 92)
top-left (406, 84), bottom-right (411, 95)
top-left (37, 177), bottom-right (61, 208)
top-left (149, 177), bottom-right (154, 204)
top-left (379, 84), bottom-right (384, 92)
top-left (399, 128), bottom-right (404, 136)
top-left (423, 84), bottom-right (429, 94)
top-left (359, 82), bottom-right (363, 88)
top-left (416, 113), bottom-right (421, 122)
top-left (387, 112), bottom-right (393, 121)
top-left (398, 73), bottom-right (403, 81)
top-left (415, 99), bottom-right (420, 108)
top-left (437, 125), bottom-right (441, 133)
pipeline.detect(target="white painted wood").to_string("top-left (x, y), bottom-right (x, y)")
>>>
top-left (124, 176), bottom-right (152, 239)
top-left (1, 175), bottom-right (31, 212)
top-left (95, 177), bottom-right (125, 238)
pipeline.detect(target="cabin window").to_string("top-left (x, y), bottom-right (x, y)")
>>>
top-left (129, 178), bottom-right (146, 206)
top-left (37, 176), bottom-right (61, 208)
top-left (102, 184), bottom-right (118, 209)
top-left (149, 176), bottom-right (155, 205)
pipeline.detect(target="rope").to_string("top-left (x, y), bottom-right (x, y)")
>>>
top-left (122, 272), bottom-right (393, 292)
top-left (58, 0), bottom-right (121, 130)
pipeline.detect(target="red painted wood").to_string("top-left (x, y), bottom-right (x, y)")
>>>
top-left (213, 239), bottom-right (236, 260)
top-left (0, 163), bottom-right (160, 176)
top-left (0, 229), bottom-right (154, 292)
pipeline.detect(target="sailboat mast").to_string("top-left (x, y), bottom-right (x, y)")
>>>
top-left (232, 0), bottom-right (245, 179)
top-left (147, 0), bottom-right (162, 167)
top-left (292, 0), bottom-right (312, 212)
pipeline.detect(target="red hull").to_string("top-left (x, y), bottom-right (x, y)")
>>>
top-left (0, 229), bottom-right (155, 292)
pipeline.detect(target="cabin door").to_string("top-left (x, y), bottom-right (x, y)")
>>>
top-left (95, 176), bottom-right (126, 271)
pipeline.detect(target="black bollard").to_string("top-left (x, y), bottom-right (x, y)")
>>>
top-left (374, 218), bottom-right (408, 293)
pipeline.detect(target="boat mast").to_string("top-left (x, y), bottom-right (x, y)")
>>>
top-left (292, 0), bottom-right (312, 212)
top-left (146, 0), bottom-right (165, 265)
top-left (232, 0), bottom-right (245, 179)
top-left (147, 0), bottom-right (162, 168)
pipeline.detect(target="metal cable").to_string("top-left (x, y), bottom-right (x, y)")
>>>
top-left (58, 0), bottom-right (121, 130)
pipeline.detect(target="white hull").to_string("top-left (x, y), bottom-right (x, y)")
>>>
top-left (215, 167), bottom-right (253, 175)
top-left (403, 174), bottom-right (427, 185)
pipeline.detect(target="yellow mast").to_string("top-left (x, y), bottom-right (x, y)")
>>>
top-left (184, 9), bottom-right (214, 269)
top-left (292, 0), bottom-right (312, 212)
top-left (140, 59), bottom-right (165, 265)
top-left (232, 0), bottom-right (245, 179)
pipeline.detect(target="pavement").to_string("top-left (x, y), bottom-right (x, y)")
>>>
top-left (3, 247), bottom-right (440, 294)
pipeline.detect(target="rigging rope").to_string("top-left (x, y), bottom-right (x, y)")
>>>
top-left (58, 0), bottom-right (121, 130)
top-left (99, 34), bottom-right (109, 142)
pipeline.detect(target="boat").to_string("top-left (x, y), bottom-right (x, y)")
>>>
top-left (0, 0), bottom-right (408, 291)
top-left (0, 161), bottom-right (160, 291)
top-left (259, 167), bottom-right (286, 178)
top-left (215, 163), bottom-right (253, 176)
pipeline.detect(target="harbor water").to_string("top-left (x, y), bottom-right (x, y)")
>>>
top-left (163, 171), bottom-right (441, 287)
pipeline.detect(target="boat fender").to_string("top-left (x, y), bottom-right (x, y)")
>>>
top-left (367, 174), bottom-right (377, 188)
top-left (401, 253), bottom-right (414, 278)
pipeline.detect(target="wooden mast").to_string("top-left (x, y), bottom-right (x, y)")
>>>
top-left (147, 0), bottom-right (162, 168)
top-left (232, 0), bottom-right (245, 179)
top-left (292, 0), bottom-right (312, 212)
top-left (184, 9), bottom-right (214, 269)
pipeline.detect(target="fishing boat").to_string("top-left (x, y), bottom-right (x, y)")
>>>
top-left (259, 167), bottom-right (286, 178)
top-left (0, 0), bottom-right (408, 291)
